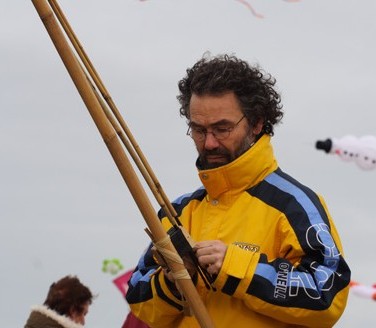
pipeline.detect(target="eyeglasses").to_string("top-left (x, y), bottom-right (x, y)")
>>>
top-left (186, 115), bottom-right (246, 141)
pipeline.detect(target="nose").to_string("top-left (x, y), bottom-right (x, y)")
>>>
top-left (203, 131), bottom-right (220, 150)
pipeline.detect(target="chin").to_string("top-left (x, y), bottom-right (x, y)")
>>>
top-left (203, 161), bottom-right (227, 170)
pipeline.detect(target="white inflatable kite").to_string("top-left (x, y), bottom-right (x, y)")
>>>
top-left (316, 135), bottom-right (376, 170)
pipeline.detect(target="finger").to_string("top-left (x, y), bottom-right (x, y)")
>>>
top-left (205, 263), bottom-right (220, 276)
top-left (195, 245), bottom-right (214, 257)
top-left (163, 268), bottom-right (175, 283)
top-left (197, 254), bottom-right (215, 268)
top-left (194, 241), bottom-right (214, 250)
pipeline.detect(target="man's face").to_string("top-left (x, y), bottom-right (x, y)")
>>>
top-left (189, 92), bottom-right (262, 169)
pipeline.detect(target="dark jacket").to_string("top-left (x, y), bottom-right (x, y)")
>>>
top-left (24, 305), bottom-right (83, 328)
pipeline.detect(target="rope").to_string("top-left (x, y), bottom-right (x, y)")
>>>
top-left (154, 235), bottom-right (191, 280)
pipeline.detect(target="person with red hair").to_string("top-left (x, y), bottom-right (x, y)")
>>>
top-left (24, 275), bottom-right (94, 328)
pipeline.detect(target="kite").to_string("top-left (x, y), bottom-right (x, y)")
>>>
top-left (102, 260), bottom-right (149, 327)
top-left (140, 0), bottom-right (301, 19)
top-left (235, 0), bottom-right (264, 18)
top-left (315, 135), bottom-right (376, 171)
top-left (102, 258), bottom-right (131, 294)
top-left (235, 0), bottom-right (301, 18)
top-left (102, 258), bottom-right (124, 275)
top-left (350, 281), bottom-right (376, 301)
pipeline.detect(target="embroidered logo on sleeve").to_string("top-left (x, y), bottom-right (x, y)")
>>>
top-left (233, 242), bottom-right (260, 252)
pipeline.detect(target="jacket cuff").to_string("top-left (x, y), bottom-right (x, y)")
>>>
top-left (214, 243), bottom-right (260, 298)
top-left (153, 271), bottom-right (186, 311)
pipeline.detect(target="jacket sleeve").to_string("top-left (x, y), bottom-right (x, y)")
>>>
top-left (125, 190), bottom-right (206, 327)
top-left (125, 243), bottom-right (187, 328)
top-left (213, 195), bottom-right (351, 328)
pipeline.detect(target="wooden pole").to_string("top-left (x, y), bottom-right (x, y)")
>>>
top-left (48, 0), bottom-right (179, 225)
top-left (31, 1), bottom-right (214, 327)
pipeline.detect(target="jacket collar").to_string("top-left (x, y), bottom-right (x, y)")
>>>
top-left (197, 134), bottom-right (278, 199)
top-left (30, 305), bottom-right (84, 328)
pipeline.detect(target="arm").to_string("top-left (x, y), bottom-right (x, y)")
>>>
top-left (125, 189), bottom-right (209, 327)
top-left (211, 203), bottom-right (350, 327)
top-left (125, 243), bottom-right (188, 328)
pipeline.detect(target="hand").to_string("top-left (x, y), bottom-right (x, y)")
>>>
top-left (151, 246), bottom-right (197, 283)
top-left (194, 240), bottom-right (227, 276)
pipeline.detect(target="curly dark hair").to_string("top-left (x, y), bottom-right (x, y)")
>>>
top-left (43, 275), bottom-right (93, 317)
top-left (177, 54), bottom-right (283, 136)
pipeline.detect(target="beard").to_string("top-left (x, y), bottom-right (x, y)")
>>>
top-left (198, 133), bottom-right (255, 170)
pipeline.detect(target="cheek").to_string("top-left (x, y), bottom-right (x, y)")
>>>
top-left (229, 133), bottom-right (253, 156)
top-left (194, 140), bottom-right (205, 153)
top-left (71, 313), bottom-right (85, 325)
top-left (219, 141), bottom-right (235, 153)
top-left (222, 135), bottom-right (243, 152)
top-left (77, 315), bottom-right (85, 325)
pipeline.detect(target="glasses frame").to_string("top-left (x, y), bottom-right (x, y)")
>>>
top-left (186, 115), bottom-right (246, 141)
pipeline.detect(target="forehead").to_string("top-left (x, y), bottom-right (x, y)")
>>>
top-left (189, 92), bottom-right (243, 125)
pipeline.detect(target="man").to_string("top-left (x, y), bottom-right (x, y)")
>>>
top-left (24, 275), bottom-right (94, 328)
top-left (126, 54), bottom-right (350, 327)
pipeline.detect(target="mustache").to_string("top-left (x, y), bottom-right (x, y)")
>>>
top-left (201, 149), bottom-right (230, 157)
top-left (198, 148), bottom-right (233, 169)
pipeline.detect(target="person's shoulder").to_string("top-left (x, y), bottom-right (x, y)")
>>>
top-left (172, 186), bottom-right (207, 205)
top-left (267, 168), bottom-right (319, 195)
top-left (157, 186), bottom-right (207, 219)
top-left (27, 305), bottom-right (83, 328)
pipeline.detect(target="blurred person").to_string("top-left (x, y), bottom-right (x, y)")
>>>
top-left (24, 275), bottom-right (94, 328)
top-left (126, 54), bottom-right (351, 327)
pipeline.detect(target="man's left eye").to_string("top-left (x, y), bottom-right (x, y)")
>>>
top-left (214, 127), bottom-right (230, 133)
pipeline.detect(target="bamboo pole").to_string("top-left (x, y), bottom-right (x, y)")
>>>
top-left (48, 0), bottom-right (213, 289)
top-left (31, 1), bottom-right (214, 327)
top-left (48, 0), bottom-right (179, 225)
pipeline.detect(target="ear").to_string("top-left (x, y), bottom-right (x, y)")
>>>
top-left (68, 307), bottom-right (79, 323)
top-left (252, 120), bottom-right (263, 135)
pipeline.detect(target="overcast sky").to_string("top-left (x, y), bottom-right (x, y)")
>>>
top-left (1, 1), bottom-right (376, 327)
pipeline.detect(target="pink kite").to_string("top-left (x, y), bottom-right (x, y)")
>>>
top-left (235, 0), bottom-right (301, 18)
top-left (113, 270), bottom-right (150, 328)
top-left (140, 0), bottom-right (301, 19)
top-left (113, 269), bottom-right (134, 297)
top-left (350, 281), bottom-right (376, 301)
top-left (235, 0), bottom-right (264, 18)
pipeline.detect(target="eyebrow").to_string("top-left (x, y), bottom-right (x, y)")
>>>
top-left (189, 119), bottom-right (235, 128)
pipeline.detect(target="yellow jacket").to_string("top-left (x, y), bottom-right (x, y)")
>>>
top-left (126, 135), bottom-right (350, 327)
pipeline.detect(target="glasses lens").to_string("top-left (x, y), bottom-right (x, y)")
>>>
top-left (192, 129), bottom-right (205, 141)
top-left (212, 127), bottom-right (231, 140)
top-left (187, 115), bottom-right (245, 141)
